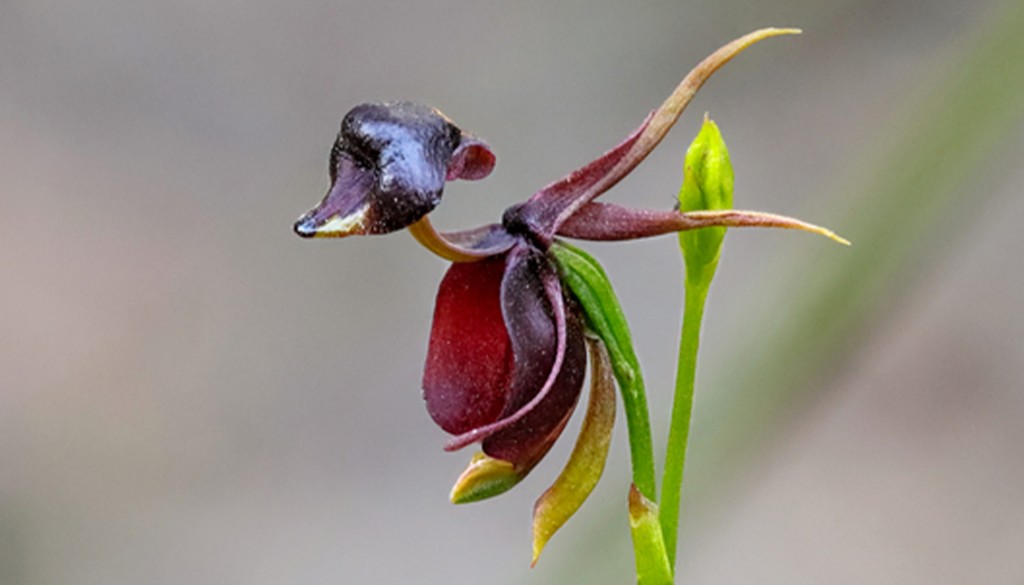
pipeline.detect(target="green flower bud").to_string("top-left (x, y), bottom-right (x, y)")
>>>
top-left (678, 116), bottom-right (734, 280)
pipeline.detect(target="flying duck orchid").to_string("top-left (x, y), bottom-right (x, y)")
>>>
top-left (294, 28), bottom-right (846, 567)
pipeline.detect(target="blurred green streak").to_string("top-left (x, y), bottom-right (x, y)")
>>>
top-left (537, 0), bottom-right (1024, 582)
top-left (693, 0), bottom-right (1024, 496)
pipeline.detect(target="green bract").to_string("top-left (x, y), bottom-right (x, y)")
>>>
top-left (628, 485), bottom-right (673, 585)
top-left (550, 241), bottom-right (658, 501)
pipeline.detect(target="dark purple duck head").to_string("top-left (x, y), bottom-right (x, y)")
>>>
top-left (294, 101), bottom-right (495, 238)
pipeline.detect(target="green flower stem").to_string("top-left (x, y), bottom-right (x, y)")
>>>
top-left (551, 242), bottom-right (658, 501)
top-left (659, 115), bottom-right (730, 571)
top-left (658, 269), bottom-right (713, 569)
top-left (553, 241), bottom-right (672, 583)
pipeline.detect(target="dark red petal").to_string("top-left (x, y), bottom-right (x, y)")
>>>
top-left (482, 294), bottom-right (586, 469)
top-left (444, 243), bottom-right (569, 452)
top-left (499, 244), bottom-right (559, 417)
top-left (423, 256), bottom-right (513, 435)
top-left (505, 112), bottom-right (654, 243)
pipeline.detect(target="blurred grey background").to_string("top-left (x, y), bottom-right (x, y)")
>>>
top-left (2, 1), bottom-right (1022, 584)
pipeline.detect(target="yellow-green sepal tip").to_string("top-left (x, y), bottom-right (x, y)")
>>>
top-left (531, 338), bottom-right (617, 567)
top-left (449, 452), bottom-right (523, 505)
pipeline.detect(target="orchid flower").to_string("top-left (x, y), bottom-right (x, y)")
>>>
top-left (294, 28), bottom-right (845, 567)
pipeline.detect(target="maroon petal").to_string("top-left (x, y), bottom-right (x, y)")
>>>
top-left (499, 244), bottom-right (560, 417)
top-left (444, 243), bottom-right (571, 452)
top-left (502, 112), bottom-right (654, 244)
top-left (556, 202), bottom-right (695, 240)
top-left (423, 256), bottom-right (513, 435)
top-left (483, 295), bottom-right (586, 468)
top-left (447, 135), bottom-right (497, 181)
top-left (440, 223), bottom-right (517, 256)
top-left (556, 202), bottom-right (850, 244)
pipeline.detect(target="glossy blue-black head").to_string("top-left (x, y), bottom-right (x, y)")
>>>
top-left (295, 102), bottom-right (495, 238)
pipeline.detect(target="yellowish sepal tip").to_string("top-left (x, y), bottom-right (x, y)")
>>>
top-left (531, 339), bottom-right (617, 568)
top-left (828, 232), bottom-right (852, 246)
top-left (449, 452), bottom-right (522, 505)
top-left (755, 27), bottom-right (802, 38)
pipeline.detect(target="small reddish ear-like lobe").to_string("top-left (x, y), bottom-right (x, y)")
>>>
top-left (447, 136), bottom-right (496, 181)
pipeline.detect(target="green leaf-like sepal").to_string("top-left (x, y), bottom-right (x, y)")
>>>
top-left (549, 241), bottom-right (657, 501)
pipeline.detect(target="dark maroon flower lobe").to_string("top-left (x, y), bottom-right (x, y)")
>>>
top-left (294, 102), bottom-right (495, 238)
top-left (483, 288), bottom-right (585, 469)
top-left (425, 240), bottom-right (587, 473)
top-left (497, 244), bottom-right (560, 417)
top-left (424, 256), bottom-right (513, 435)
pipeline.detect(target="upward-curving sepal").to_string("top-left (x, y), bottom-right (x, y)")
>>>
top-left (501, 28), bottom-right (804, 249)
top-left (502, 114), bottom-right (653, 245)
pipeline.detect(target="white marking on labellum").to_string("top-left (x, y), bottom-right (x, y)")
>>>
top-left (314, 203), bottom-right (369, 237)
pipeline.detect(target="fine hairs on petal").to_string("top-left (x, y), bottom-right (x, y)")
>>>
top-left (423, 257), bottom-right (513, 435)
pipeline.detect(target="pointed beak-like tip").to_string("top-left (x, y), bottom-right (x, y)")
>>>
top-left (293, 216), bottom-right (318, 238)
top-left (291, 203), bottom-right (370, 239)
